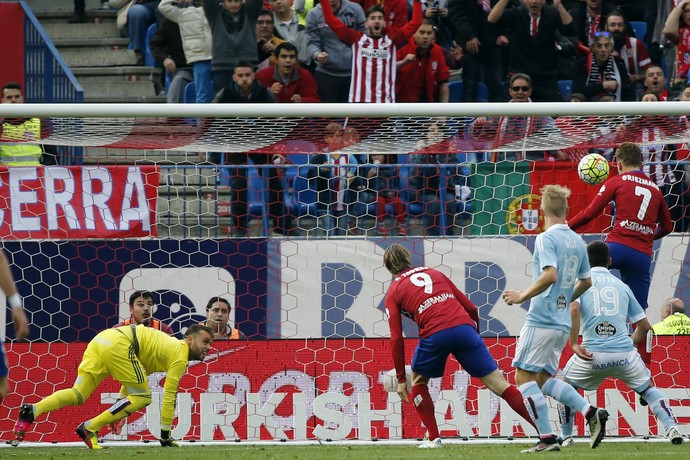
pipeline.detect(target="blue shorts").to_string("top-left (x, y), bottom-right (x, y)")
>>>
top-left (0, 341), bottom-right (8, 378)
top-left (411, 324), bottom-right (498, 379)
top-left (608, 242), bottom-right (651, 309)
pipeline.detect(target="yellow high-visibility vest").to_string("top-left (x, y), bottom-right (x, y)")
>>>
top-left (297, 0), bottom-right (314, 27)
top-left (652, 313), bottom-right (690, 335)
top-left (0, 118), bottom-right (43, 166)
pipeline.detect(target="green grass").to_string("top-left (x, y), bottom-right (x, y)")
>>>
top-left (0, 441), bottom-right (683, 459)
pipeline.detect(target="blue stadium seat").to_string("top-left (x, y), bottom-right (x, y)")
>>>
top-left (144, 23), bottom-right (157, 67)
top-left (630, 21), bottom-right (647, 41)
top-left (558, 80), bottom-right (573, 101)
top-left (184, 81), bottom-right (196, 104)
top-left (448, 81), bottom-right (489, 102)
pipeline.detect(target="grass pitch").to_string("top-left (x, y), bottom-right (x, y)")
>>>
top-left (0, 439), bottom-right (684, 459)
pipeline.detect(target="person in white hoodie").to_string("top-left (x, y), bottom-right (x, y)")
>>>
top-left (159, 0), bottom-right (214, 102)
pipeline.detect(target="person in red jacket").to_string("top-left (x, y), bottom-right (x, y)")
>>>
top-left (383, 243), bottom-right (537, 449)
top-left (395, 19), bottom-right (450, 102)
top-left (256, 42), bottom-right (321, 103)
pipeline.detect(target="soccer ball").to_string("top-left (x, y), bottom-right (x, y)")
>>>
top-left (382, 366), bottom-right (412, 392)
top-left (577, 153), bottom-right (610, 185)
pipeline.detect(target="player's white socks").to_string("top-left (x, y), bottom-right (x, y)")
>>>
top-left (542, 378), bottom-right (590, 415)
top-left (641, 387), bottom-right (677, 432)
top-left (518, 381), bottom-right (554, 437)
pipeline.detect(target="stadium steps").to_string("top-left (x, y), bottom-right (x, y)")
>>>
top-left (27, 0), bottom-right (162, 103)
top-left (81, 148), bottom-right (206, 166)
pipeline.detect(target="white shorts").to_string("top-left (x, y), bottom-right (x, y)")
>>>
top-left (563, 349), bottom-right (650, 392)
top-left (512, 325), bottom-right (568, 376)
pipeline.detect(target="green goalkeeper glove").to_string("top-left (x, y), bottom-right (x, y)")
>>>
top-left (159, 430), bottom-right (179, 447)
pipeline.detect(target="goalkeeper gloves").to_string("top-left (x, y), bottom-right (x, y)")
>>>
top-left (159, 430), bottom-right (180, 447)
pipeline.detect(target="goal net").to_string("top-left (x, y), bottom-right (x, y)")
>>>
top-left (0, 102), bottom-right (689, 444)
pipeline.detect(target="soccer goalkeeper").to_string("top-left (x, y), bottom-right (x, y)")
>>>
top-left (14, 323), bottom-right (214, 449)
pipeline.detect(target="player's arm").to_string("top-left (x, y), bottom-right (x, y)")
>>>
top-left (568, 183), bottom-right (614, 231)
top-left (384, 292), bottom-right (409, 402)
top-left (320, 0), bottom-right (360, 45)
top-left (655, 198), bottom-right (673, 240)
top-left (487, 0), bottom-right (509, 24)
top-left (569, 300), bottom-right (592, 360)
top-left (0, 249), bottom-right (28, 341)
top-left (571, 276), bottom-right (592, 302)
top-left (503, 266), bottom-right (557, 305)
top-left (159, 357), bottom-right (187, 446)
top-left (395, 0), bottom-right (423, 43)
top-left (631, 317), bottom-right (652, 344)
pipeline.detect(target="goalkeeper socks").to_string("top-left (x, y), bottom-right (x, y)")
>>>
top-left (642, 387), bottom-right (677, 432)
top-left (411, 384), bottom-right (440, 441)
top-left (34, 388), bottom-right (82, 417)
top-left (501, 385), bottom-right (538, 430)
top-left (558, 403), bottom-right (574, 438)
top-left (518, 381), bottom-right (553, 437)
top-left (541, 378), bottom-right (590, 415)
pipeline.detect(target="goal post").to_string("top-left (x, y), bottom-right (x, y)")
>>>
top-left (0, 102), bottom-right (689, 444)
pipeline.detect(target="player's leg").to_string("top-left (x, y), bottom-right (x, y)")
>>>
top-left (450, 325), bottom-right (537, 431)
top-left (14, 339), bottom-right (108, 441)
top-left (621, 350), bottom-right (684, 444)
top-left (410, 328), bottom-right (457, 448)
top-left (609, 243), bottom-right (652, 365)
top-left (81, 343), bottom-right (151, 434)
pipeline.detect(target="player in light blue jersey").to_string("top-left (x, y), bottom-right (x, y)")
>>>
top-left (503, 185), bottom-right (608, 453)
top-left (558, 241), bottom-right (685, 446)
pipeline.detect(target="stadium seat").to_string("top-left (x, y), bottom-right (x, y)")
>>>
top-left (183, 81), bottom-right (196, 104)
top-left (448, 81), bottom-right (489, 102)
top-left (144, 23), bottom-right (157, 67)
top-left (558, 80), bottom-right (573, 101)
top-left (630, 21), bottom-right (647, 41)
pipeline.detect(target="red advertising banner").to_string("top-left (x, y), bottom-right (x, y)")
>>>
top-left (0, 166), bottom-right (159, 239)
top-left (1, 337), bottom-right (688, 443)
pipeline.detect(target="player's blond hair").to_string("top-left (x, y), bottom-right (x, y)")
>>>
top-left (540, 184), bottom-right (571, 218)
top-left (383, 243), bottom-right (411, 275)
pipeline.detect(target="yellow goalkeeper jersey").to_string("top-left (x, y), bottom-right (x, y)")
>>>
top-left (117, 324), bottom-right (190, 427)
top-left (652, 313), bottom-right (690, 335)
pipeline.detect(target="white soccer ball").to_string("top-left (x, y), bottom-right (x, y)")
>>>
top-left (577, 153), bottom-right (610, 185)
top-left (383, 366), bottom-right (413, 393)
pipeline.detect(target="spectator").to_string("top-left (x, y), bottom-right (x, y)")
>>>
top-left (149, 18), bottom-right (193, 103)
top-left (410, 122), bottom-right (472, 236)
top-left (204, 0), bottom-right (263, 93)
top-left (474, 73), bottom-right (561, 161)
top-left (675, 83), bottom-right (690, 231)
top-left (294, 0), bottom-right (317, 26)
top-left (109, 1), bottom-right (161, 66)
top-left (256, 42), bottom-right (321, 103)
top-left (449, 0), bottom-right (513, 102)
top-left (213, 64), bottom-right (294, 237)
top-left (114, 290), bottom-right (175, 335)
top-left (422, 0), bottom-right (453, 50)
top-left (567, 0), bottom-right (618, 50)
top-left (309, 123), bottom-right (361, 235)
top-left (352, 0), bottom-right (408, 29)
top-left (652, 298), bottom-right (690, 334)
top-left (488, 0), bottom-right (576, 102)
top-left (662, 0), bottom-right (690, 88)
top-left (320, 0), bottom-right (423, 103)
top-left (306, 0), bottom-right (366, 102)
top-left (641, 64), bottom-right (675, 100)
top-left (396, 19), bottom-right (451, 102)
top-left (256, 10), bottom-right (286, 70)
top-left (1, 82), bottom-right (57, 166)
top-left (70, 0), bottom-right (86, 23)
top-left (573, 31), bottom-right (636, 101)
top-left (606, 9), bottom-right (651, 90)
top-left (200, 297), bottom-right (247, 340)
top-left (351, 153), bottom-right (406, 235)
top-left (270, 0), bottom-right (312, 71)
top-left (158, 0), bottom-right (214, 103)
